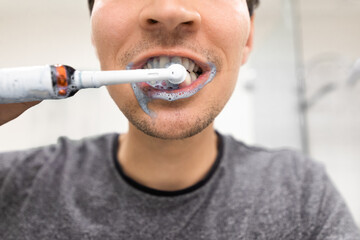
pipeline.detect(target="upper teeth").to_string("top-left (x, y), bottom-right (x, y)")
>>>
top-left (143, 56), bottom-right (203, 86)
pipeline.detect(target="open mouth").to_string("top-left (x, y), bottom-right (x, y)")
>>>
top-left (127, 54), bottom-right (217, 116)
top-left (129, 55), bottom-right (216, 101)
top-left (141, 56), bottom-right (204, 90)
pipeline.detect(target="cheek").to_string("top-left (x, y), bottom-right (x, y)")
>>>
top-left (202, 1), bottom-right (250, 69)
top-left (91, 1), bottom-right (138, 69)
top-left (107, 84), bottom-right (136, 109)
top-left (216, 70), bottom-right (239, 99)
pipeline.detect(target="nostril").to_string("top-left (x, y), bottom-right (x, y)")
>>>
top-left (147, 19), bottom-right (159, 24)
top-left (183, 21), bottom-right (193, 25)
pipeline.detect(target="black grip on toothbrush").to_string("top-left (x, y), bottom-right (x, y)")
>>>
top-left (50, 65), bottom-right (78, 98)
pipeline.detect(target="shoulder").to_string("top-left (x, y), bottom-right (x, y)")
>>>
top-left (221, 133), bottom-right (323, 183)
top-left (220, 134), bottom-right (326, 220)
top-left (221, 134), bottom-right (360, 239)
top-left (0, 133), bottom-right (118, 188)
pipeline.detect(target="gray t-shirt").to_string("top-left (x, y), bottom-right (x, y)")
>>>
top-left (0, 133), bottom-right (359, 239)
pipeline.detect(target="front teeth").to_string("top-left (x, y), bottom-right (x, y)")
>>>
top-left (143, 56), bottom-right (203, 87)
top-left (153, 58), bottom-right (159, 68)
top-left (159, 56), bottom-right (168, 68)
top-left (171, 56), bottom-right (182, 65)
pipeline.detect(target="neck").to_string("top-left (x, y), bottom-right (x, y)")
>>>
top-left (118, 124), bottom-right (218, 191)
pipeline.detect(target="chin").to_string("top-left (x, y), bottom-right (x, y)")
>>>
top-left (108, 83), bottom-right (226, 140)
top-left (127, 103), bottom-right (220, 140)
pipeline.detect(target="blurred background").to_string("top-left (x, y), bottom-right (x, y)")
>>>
top-left (0, 0), bottom-right (359, 225)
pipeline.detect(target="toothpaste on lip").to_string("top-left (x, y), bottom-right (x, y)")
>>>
top-left (0, 64), bottom-right (187, 103)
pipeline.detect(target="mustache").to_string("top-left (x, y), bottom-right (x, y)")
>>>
top-left (119, 30), bottom-right (223, 71)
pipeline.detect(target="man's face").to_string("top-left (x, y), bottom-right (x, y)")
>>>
top-left (91, 0), bottom-right (253, 139)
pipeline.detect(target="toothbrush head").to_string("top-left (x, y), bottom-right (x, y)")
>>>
top-left (167, 64), bottom-right (187, 85)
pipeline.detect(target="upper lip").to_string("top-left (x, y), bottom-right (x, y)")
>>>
top-left (128, 49), bottom-right (211, 72)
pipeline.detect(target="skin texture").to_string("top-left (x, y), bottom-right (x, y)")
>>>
top-left (91, 0), bottom-right (254, 191)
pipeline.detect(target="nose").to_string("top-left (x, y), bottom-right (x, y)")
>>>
top-left (139, 0), bottom-right (201, 32)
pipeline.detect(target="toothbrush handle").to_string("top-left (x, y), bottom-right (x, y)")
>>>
top-left (0, 65), bottom-right (77, 103)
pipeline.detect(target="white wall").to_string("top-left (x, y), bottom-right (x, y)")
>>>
top-left (252, 0), bottom-right (360, 225)
top-left (300, 0), bottom-right (360, 225)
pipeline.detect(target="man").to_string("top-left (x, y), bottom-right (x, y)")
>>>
top-left (0, 0), bottom-right (359, 239)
